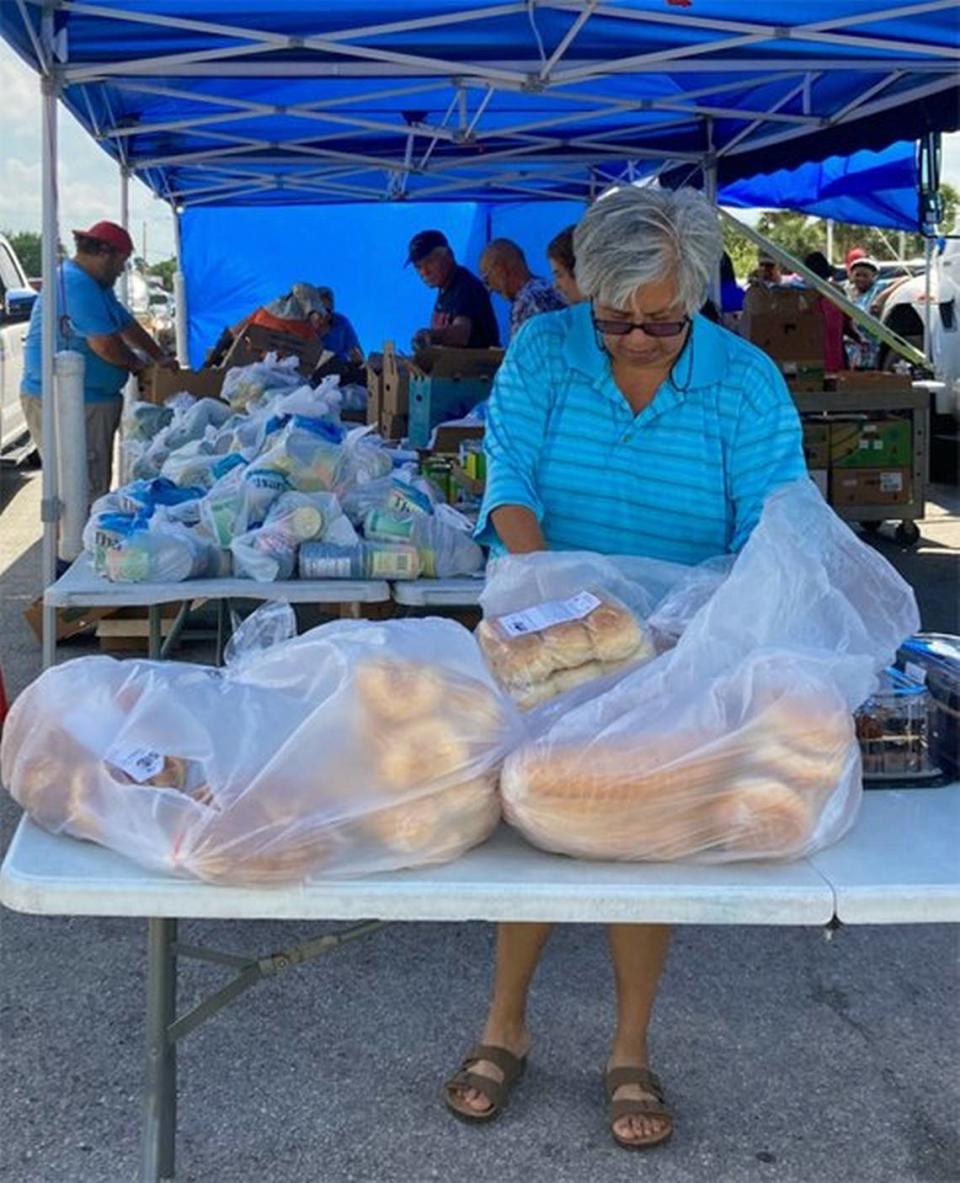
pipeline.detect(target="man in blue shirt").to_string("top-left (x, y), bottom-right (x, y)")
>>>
top-left (21, 220), bottom-right (176, 503)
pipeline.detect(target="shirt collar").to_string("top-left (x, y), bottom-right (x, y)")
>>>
top-left (562, 303), bottom-right (727, 393)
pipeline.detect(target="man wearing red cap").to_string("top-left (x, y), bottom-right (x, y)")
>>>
top-left (21, 220), bottom-right (177, 503)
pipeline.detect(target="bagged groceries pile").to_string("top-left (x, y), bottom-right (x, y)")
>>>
top-left (3, 480), bottom-right (919, 882)
top-left (87, 355), bottom-right (484, 584)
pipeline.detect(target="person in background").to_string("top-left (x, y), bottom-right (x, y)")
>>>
top-left (718, 252), bottom-right (744, 318)
top-left (311, 289), bottom-right (363, 364)
top-left (233, 282), bottom-right (328, 341)
top-left (408, 230), bottom-right (500, 351)
top-left (445, 186), bottom-right (805, 1151)
top-left (20, 221), bottom-right (177, 505)
top-left (479, 238), bottom-right (566, 339)
top-left (803, 250), bottom-right (856, 375)
top-left (843, 246), bottom-right (868, 296)
top-left (546, 224), bottom-right (585, 305)
top-left (845, 257), bottom-right (889, 369)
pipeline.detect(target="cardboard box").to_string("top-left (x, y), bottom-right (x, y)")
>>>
top-left (381, 341), bottom-right (411, 415)
top-left (833, 371), bottom-right (916, 394)
top-left (428, 424), bottom-right (484, 454)
top-left (24, 598), bottom-right (117, 643)
top-left (802, 422), bottom-right (831, 468)
top-left (808, 469), bottom-right (829, 500)
top-left (413, 345), bottom-right (503, 379)
top-left (743, 286), bottom-right (823, 365)
top-left (830, 467), bottom-right (912, 507)
top-left (379, 413), bottom-right (408, 441)
top-left (221, 322), bottom-right (324, 375)
top-left (787, 372), bottom-right (825, 393)
top-left (138, 365), bottom-right (226, 404)
top-left (830, 419), bottom-right (912, 468)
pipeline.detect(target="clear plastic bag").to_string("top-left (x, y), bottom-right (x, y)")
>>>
top-left (221, 352), bottom-right (302, 411)
top-left (364, 506), bottom-right (484, 578)
top-left (336, 426), bottom-right (394, 492)
top-left (231, 491), bottom-right (340, 581)
top-left (103, 523), bottom-right (229, 583)
top-left (478, 552), bottom-right (658, 710)
top-left (500, 480), bottom-right (921, 862)
top-left (2, 619), bottom-right (520, 884)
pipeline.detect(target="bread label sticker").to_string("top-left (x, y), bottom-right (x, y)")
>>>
top-left (107, 745), bottom-right (166, 783)
top-left (879, 472), bottom-right (903, 492)
top-left (497, 591), bottom-right (602, 637)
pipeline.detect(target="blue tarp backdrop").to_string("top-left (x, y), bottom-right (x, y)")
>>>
top-left (182, 200), bottom-right (579, 365)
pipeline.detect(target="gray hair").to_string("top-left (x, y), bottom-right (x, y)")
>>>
top-left (573, 187), bottom-right (723, 315)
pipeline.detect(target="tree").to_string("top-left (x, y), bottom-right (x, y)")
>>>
top-left (723, 182), bottom-right (959, 279)
top-left (2, 230), bottom-right (42, 277)
top-left (147, 257), bottom-right (177, 290)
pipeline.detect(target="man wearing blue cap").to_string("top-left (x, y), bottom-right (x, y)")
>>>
top-left (408, 230), bottom-right (500, 351)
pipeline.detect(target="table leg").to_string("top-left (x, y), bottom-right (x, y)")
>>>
top-left (142, 918), bottom-right (178, 1183)
top-left (215, 598), bottom-right (230, 666)
top-left (148, 606), bottom-right (163, 661)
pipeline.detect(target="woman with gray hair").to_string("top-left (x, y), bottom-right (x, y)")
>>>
top-left (444, 187), bottom-right (806, 1148)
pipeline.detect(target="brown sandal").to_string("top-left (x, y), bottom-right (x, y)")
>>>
top-left (444, 1044), bottom-right (528, 1124)
top-left (605, 1066), bottom-right (674, 1150)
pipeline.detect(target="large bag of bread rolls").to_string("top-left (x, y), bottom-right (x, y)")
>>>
top-left (501, 480), bottom-right (920, 862)
top-left (1, 617), bottom-right (519, 885)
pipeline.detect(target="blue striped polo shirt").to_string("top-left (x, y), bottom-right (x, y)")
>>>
top-left (475, 301), bottom-right (805, 563)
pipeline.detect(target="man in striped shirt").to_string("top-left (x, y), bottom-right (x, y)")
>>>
top-left (447, 187), bottom-right (806, 1150)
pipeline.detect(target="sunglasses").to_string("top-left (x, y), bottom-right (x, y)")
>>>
top-left (592, 312), bottom-right (689, 339)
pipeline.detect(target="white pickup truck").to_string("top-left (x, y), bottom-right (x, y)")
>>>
top-left (0, 232), bottom-right (39, 455)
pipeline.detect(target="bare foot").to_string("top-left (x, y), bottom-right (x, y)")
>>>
top-left (606, 1057), bottom-right (672, 1146)
top-left (447, 1023), bottom-right (531, 1116)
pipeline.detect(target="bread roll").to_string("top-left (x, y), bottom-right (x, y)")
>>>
top-left (364, 794), bottom-right (444, 853)
top-left (444, 680), bottom-right (507, 737)
top-left (476, 621), bottom-right (554, 686)
top-left (376, 717), bottom-right (470, 790)
top-left (583, 602), bottom-right (645, 663)
top-left (710, 780), bottom-right (814, 855)
top-left (539, 620), bottom-right (594, 671)
top-left (355, 659), bottom-right (444, 722)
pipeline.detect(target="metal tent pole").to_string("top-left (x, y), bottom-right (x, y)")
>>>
top-left (172, 207), bottom-right (189, 366)
top-left (39, 66), bottom-right (60, 671)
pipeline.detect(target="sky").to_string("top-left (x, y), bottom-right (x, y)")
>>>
top-left (2, 39), bottom-right (958, 266)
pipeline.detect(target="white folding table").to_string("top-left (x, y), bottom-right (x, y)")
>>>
top-left (46, 554), bottom-right (392, 659)
top-left (2, 787), bottom-right (957, 1182)
top-left (391, 575), bottom-right (484, 610)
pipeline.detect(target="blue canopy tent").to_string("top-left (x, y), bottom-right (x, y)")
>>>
top-left (2, 0), bottom-right (958, 661)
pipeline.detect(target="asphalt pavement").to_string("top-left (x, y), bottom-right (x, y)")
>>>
top-left (1, 465), bottom-right (958, 1183)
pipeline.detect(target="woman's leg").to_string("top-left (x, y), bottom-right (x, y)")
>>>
top-left (449, 921), bottom-right (553, 1114)
top-left (606, 923), bottom-right (673, 1144)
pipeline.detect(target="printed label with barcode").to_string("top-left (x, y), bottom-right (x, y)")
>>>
top-left (497, 590), bottom-right (602, 638)
top-left (106, 745), bottom-right (166, 783)
top-left (879, 472), bottom-right (903, 493)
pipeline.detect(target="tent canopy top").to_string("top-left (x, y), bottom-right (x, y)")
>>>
top-left (2, 1), bottom-right (958, 206)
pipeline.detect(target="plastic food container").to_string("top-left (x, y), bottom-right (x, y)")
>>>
top-left (855, 667), bottom-right (942, 783)
top-left (896, 634), bottom-right (960, 779)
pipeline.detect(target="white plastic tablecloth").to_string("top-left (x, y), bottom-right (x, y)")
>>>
top-left (3, 789), bottom-right (958, 927)
top-left (44, 554), bottom-right (391, 607)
